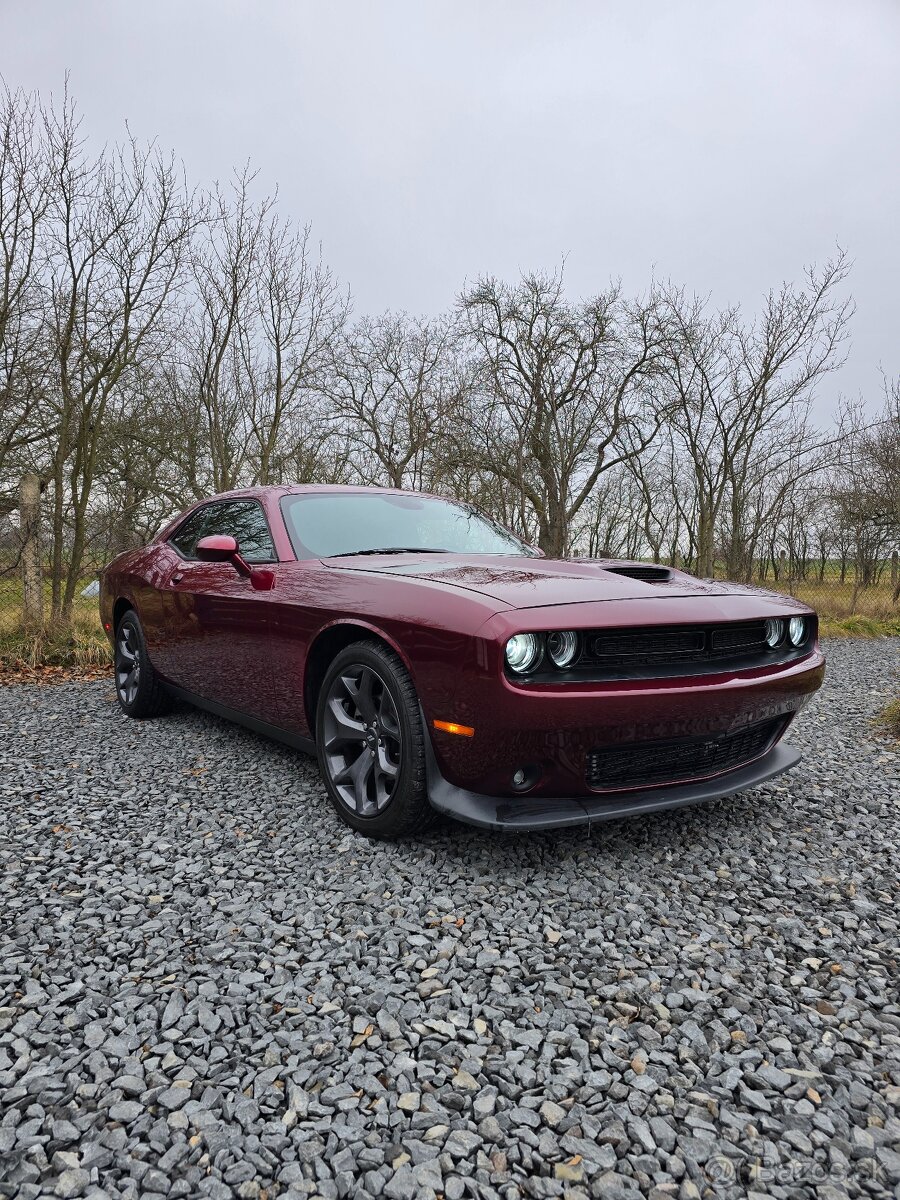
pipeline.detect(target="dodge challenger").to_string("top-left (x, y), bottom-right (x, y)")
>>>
top-left (99, 485), bottom-right (825, 836)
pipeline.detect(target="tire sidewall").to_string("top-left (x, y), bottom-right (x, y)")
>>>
top-left (315, 642), bottom-right (426, 836)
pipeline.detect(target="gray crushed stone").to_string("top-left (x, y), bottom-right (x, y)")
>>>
top-left (1, 638), bottom-right (898, 1199)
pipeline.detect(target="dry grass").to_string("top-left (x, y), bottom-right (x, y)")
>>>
top-left (875, 699), bottom-right (900, 740)
top-left (0, 624), bottom-right (111, 673)
top-left (818, 615), bottom-right (900, 638)
top-left (0, 576), bottom-right (110, 671)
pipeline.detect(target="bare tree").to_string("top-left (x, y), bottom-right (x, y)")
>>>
top-left (241, 217), bottom-right (348, 484)
top-left (458, 269), bottom-right (669, 556)
top-left (832, 385), bottom-right (900, 599)
top-left (324, 311), bottom-right (462, 490)
top-left (179, 169), bottom-right (270, 496)
top-left (42, 93), bottom-right (196, 619)
top-left (623, 433), bottom-right (686, 564)
top-left (0, 83), bottom-right (52, 504)
top-left (661, 253), bottom-right (853, 577)
top-left (573, 465), bottom-right (646, 559)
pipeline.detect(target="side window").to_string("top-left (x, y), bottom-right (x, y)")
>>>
top-left (202, 500), bottom-right (277, 563)
top-left (168, 506), bottom-right (210, 559)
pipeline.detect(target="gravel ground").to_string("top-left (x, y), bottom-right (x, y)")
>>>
top-left (1, 638), bottom-right (899, 1200)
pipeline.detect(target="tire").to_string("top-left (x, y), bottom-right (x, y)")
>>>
top-left (315, 640), bottom-right (436, 837)
top-left (114, 609), bottom-right (171, 718)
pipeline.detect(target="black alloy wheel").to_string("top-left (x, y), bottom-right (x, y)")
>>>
top-left (115, 620), bottom-right (141, 706)
top-left (316, 640), bottom-right (434, 837)
top-left (322, 663), bottom-right (402, 815)
top-left (113, 609), bottom-right (171, 718)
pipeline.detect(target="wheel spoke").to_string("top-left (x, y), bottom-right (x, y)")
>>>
top-left (353, 752), bottom-right (375, 812)
top-left (376, 686), bottom-right (393, 719)
top-left (345, 667), bottom-right (377, 724)
top-left (380, 710), bottom-right (400, 739)
top-left (324, 696), bottom-right (367, 748)
top-left (375, 744), bottom-right (398, 780)
top-left (332, 746), bottom-right (375, 813)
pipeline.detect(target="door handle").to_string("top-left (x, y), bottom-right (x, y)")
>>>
top-left (172, 571), bottom-right (184, 584)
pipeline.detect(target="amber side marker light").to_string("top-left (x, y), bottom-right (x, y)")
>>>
top-left (433, 719), bottom-right (475, 738)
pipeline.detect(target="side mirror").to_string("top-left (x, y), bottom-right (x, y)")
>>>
top-left (531, 546), bottom-right (546, 558)
top-left (196, 534), bottom-right (238, 563)
top-left (195, 534), bottom-right (275, 591)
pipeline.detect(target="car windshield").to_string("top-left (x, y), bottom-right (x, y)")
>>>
top-left (281, 492), bottom-right (535, 559)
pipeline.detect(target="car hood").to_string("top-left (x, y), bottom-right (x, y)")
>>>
top-left (323, 554), bottom-right (747, 609)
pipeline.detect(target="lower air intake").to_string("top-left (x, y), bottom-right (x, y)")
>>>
top-left (585, 718), bottom-right (784, 791)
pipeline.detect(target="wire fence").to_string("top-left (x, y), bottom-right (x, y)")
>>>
top-left (2, 535), bottom-right (898, 670)
top-left (2, 463), bottom-right (899, 669)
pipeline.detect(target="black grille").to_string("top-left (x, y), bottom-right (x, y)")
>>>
top-left (710, 623), bottom-right (767, 653)
top-left (605, 565), bottom-right (672, 583)
top-left (585, 719), bottom-right (783, 791)
top-left (580, 621), bottom-right (768, 670)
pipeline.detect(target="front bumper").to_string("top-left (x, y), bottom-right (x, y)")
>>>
top-left (428, 645), bottom-right (824, 799)
top-left (425, 736), bottom-right (802, 831)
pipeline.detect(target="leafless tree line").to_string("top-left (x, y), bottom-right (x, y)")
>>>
top-left (2, 82), bottom-right (898, 624)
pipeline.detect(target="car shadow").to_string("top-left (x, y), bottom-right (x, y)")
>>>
top-left (160, 693), bottom-right (802, 874)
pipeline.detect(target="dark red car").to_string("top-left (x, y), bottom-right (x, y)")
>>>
top-left (100, 485), bottom-right (825, 836)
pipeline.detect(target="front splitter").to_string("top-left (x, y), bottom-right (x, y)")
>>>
top-left (425, 739), bottom-right (802, 832)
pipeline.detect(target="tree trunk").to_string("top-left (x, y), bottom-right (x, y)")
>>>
top-left (696, 509), bottom-right (715, 578)
top-left (50, 461), bottom-right (66, 621)
top-left (19, 473), bottom-right (43, 629)
top-left (540, 494), bottom-right (568, 558)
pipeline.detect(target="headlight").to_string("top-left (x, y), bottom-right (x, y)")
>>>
top-left (546, 630), bottom-right (579, 668)
top-left (505, 633), bottom-right (542, 673)
top-left (788, 616), bottom-right (807, 646)
top-left (764, 618), bottom-right (784, 648)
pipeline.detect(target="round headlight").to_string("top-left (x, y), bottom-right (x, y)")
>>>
top-left (546, 630), bottom-right (579, 669)
top-left (505, 633), bottom-right (542, 674)
top-left (764, 618), bottom-right (784, 648)
top-left (788, 616), bottom-right (807, 646)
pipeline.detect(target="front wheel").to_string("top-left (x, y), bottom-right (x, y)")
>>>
top-left (114, 610), bottom-right (171, 718)
top-left (315, 640), bottom-right (436, 837)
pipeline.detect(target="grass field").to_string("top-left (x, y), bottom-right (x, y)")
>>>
top-left (1, 568), bottom-right (898, 671)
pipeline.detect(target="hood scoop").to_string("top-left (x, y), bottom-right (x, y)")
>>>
top-left (604, 564), bottom-right (672, 583)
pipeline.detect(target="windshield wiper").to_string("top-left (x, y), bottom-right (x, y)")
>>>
top-left (327, 546), bottom-right (452, 558)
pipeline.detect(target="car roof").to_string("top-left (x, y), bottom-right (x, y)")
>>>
top-left (195, 483), bottom-right (453, 503)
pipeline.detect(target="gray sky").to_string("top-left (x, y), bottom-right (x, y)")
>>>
top-left (4, 0), bottom-right (899, 419)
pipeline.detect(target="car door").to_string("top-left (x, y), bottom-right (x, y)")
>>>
top-left (159, 499), bottom-right (280, 722)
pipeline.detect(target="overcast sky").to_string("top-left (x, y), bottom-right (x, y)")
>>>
top-left (3, 0), bottom-right (898, 419)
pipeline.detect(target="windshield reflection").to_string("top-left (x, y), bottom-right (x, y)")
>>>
top-left (281, 492), bottom-right (535, 560)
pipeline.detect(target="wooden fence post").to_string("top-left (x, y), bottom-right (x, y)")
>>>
top-left (892, 550), bottom-right (899, 603)
top-left (19, 473), bottom-right (43, 628)
top-left (779, 549), bottom-right (794, 595)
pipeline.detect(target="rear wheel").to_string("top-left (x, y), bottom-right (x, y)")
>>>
top-left (114, 610), bottom-right (171, 718)
top-left (316, 640), bottom-right (435, 837)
